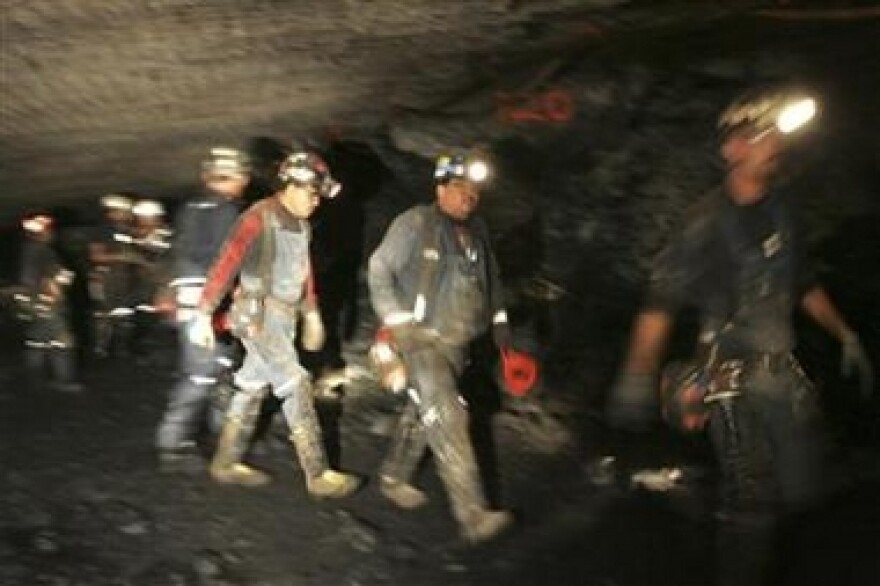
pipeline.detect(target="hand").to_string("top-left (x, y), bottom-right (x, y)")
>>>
top-left (841, 333), bottom-right (874, 399)
top-left (301, 309), bottom-right (326, 352)
top-left (188, 311), bottom-right (215, 349)
top-left (606, 372), bottom-right (659, 432)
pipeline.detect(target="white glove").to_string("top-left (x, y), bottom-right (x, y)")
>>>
top-left (188, 311), bottom-right (215, 349)
top-left (301, 309), bottom-right (326, 352)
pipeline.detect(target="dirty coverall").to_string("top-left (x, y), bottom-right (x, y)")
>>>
top-left (196, 198), bottom-right (331, 481)
top-left (368, 203), bottom-right (508, 530)
top-left (89, 220), bottom-right (140, 357)
top-left (648, 187), bottom-right (825, 585)
top-left (19, 236), bottom-right (81, 391)
top-left (155, 189), bottom-right (242, 454)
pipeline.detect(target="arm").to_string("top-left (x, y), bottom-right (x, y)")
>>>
top-left (621, 309), bottom-right (674, 374)
top-left (800, 286), bottom-right (856, 343)
top-left (197, 210), bottom-right (263, 314)
top-left (801, 285), bottom-right (873, 397)
top-left (367, 210), bottom-right (422, 325)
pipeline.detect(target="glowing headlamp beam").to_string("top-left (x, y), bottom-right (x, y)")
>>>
top-left (777, 98), bottom-right (816, 134)
top-left (466, 160), bottom-right (489, 182)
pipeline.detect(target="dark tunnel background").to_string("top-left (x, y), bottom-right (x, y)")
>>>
top-left (1, 3), bottom-right (880, 586)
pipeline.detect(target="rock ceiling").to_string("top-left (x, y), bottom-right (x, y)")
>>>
top-left (2, 1), bottom-right (879, 222)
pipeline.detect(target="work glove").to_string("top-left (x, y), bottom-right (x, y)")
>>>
top-left (301, 309), bottom-right (326, 352)
top-left (841, 333), bottom-right (874, 399)
top-left (188, 311), bottom-right (215, 349)
top-left (606, 372), bottom-right (660, 432)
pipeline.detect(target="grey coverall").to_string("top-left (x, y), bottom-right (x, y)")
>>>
top-left (197, 198), bottom-right (330, 479)
top-left (368, 203), bottom-right (507, 527)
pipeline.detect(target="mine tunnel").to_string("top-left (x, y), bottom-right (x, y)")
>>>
top-left (1, 2), bottom-right (879, 585)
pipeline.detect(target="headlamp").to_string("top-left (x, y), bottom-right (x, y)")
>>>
top-left (434, 152), bottom-right (491, 184)
top-left (278, 151), bottom-right (341, 198)
top-left (776, 97), bottom-right (816, 134)
top-left (719, 88), bottom-right (818, 141)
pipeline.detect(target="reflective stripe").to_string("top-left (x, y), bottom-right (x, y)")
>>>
top-left (492, 310), bottom-right (509, 324)
top-left (384, 311), bottom-right (413, 326)
top-left (413, 294), bottom-right (426, 322)
top-left (170, 277), bottom-right (207, 288)
top-left (108, 307), bottom-right (136, 317)
top-left (216, 356), bottom-right (234, 368)
top-left (190, 375), bottom-right (217, 385)
top-left (136, 304), bottom-right (157, 313)
top-left (25, 340), bottom-right (71, 349)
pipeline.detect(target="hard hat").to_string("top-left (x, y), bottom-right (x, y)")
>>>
top-left (132, 199), bottom-right (165, 217)
top-left (434, 150), bottom-right (491, 184)
top-left (21, 213), bottom-right (54, 234)
top-left (202, 147), bottom-right (251, 176)
top-left (101, 193), bottom-right (133, 211)
top-left (718, 85), bottom-right (817, 141)
top-left (278, 150), bottom-right (341, 198)
top-left (500, 348), bottom-right (538, 397)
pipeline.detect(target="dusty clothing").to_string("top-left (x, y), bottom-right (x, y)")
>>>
top-left (368, 204), bottom-right (506, 346)
top-left (647, 186), bottom-right (825, 585)
top-left (19, 238), bottom-right (75, 349)
top-left (197, 197), bottom-right (328, 477)
top-left (155, 189), bottom-right (243, 452)
top-left (173, 190), bottom-right (242, 285)
top-left (19, 238), bottom-right (79, 387)
top-left (368, 203), bottom-right (507, 528)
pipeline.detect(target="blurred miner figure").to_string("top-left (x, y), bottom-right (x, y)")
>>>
top-left (187, 148), bottom-right (362, 497)
top-left (367, 148), bottom-right (514, 544)
top-left (607, 86), bottom-right (874, 585)
top-left (155, 148), bottom-right (250, 470)
top-left (88, 194), bottom-right (139, 358)
top-left (19, 212), bottom-right (84, 392)
top-left (130, 198), bottom-right (174, 361)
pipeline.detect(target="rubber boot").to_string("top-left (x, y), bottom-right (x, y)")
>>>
top-left (290, 425), bottom-right (361, 499)
top-left (379, 402), bottom-right (429, 509)
top-left (379, 476), bottom-right (429, 509)
top-left (430, 407), bottom-right (512, 544)
top-left (210, 416), bottom-right (270, 487)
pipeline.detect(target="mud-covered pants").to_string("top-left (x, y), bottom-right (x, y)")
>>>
top-left (155, 325), bottom-right (236, 450)
top-left (708, 356), bottom-right (825, 586)
top-left (223, 302), bottom-right (329, 478)
top-left (380, 342), bottom-right (489, 526)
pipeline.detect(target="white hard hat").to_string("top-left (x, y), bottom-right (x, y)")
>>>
top-left (132, 199), bottom-right (165, 217)
top-left (101, 194), bottom-right (133, 211)
top-left (22, 213), bottom-right (54, 234)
